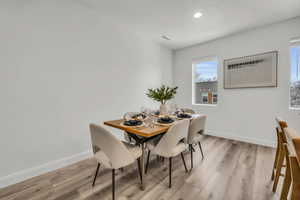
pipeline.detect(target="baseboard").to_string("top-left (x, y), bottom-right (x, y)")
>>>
top-left (0, 150), bottom-right (93, 189)
top-left (206, 130), bottom-right (275, 148)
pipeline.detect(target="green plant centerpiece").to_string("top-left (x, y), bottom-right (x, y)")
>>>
top-left (146, 85), bottom-right (178, 115)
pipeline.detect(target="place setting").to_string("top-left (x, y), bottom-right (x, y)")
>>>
top-left (122, 112), bottom-right (147, 128)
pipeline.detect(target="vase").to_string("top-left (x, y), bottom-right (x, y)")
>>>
top-left (160, 104), bottom-right (168, 115)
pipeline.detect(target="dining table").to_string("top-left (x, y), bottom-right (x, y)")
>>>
top-left (103, 114), bottom-right (200, 190)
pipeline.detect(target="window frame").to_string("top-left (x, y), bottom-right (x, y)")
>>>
top-left (192, 56), bottom-right (219, 106)
top-left (289, 41), bottom-right (300, 110)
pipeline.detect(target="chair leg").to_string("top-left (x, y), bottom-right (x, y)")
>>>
top-left (156, 155), bottom-right (160, 162)
top-left (271, 146), bottom-right (279, 180)
top-left (290, 156), bottom-right (300, 200)
top-left (280, 162), bottom-right (291, 200)
top-left (137, 158), bottom-right (143, 184)
top-left (198, 142), bottom-right (204, 159)
top-left (112, 169), bottom-right (115, 200)
top-left (190, 144), bottom-right (193, 170)
top-left (169, 157), bottom-right (172, 188)
top-left (273, 145), bottom-right (285, 192)
top-left (272, 128), bottom-right (281, 181)
top-left (145, 150), bottom-right (151, 174)
top-left (92, 163), bottom-right (100, 187)
top-left (181, 152), bottom-right (188, 173)
top-left (191, 145), bottom-right (196, 152)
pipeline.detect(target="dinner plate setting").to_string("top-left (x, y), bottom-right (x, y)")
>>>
top-left (155, 116), bottom-right (176, 126)
top-left (176, 113), bottom-right (192, 119)
top-left (122, 119), bottom-right (145, 127)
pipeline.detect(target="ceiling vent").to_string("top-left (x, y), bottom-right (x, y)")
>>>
top-left (161, 35), bottom-right (171, 41)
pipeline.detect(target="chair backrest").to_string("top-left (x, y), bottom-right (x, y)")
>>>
top-left (187, 115), bottom-right (207, 144)
top-left (89, 124), bottom-right (135, 169)
top-left (154, 119), bottom-right (190, 157)
top-left (285, 128), bottom-right (300, 157)
top-left (181, 108), bottom-right (195, 114)
top-left (275, 117), bottom-right (288, 143)
top-left (292, 137), bottom-right (300, 165)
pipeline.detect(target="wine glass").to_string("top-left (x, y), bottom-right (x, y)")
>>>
top-left (140, 106), bottom-right (146, 114)
top-left (123, 113), bottom-right (130, 121)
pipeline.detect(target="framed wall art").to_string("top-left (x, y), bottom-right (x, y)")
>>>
top-left (224, 51), bottom-right (278, 89)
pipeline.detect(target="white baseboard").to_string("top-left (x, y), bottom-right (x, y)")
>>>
top-left (0, 150), bottom-right (93, 189)
top-left (206, 130), bottom-right (275, 148)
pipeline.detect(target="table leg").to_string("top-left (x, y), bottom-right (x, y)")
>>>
top-left (140, 143), bottom-right (146, 190)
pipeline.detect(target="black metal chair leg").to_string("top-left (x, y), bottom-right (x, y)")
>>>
top-left (112, 169), bottom-right (115, 200)
top-left (190, 144), bottom-right (193, 170)
top-left (169, 157), bottom-right (172, 188)
top-left (198, 142), bottom-right (204, 159)
top-left (92, 163), bottom-right (100, 186)
top-left (180, 152), bottom-right (188, 173)
top-left (156, 155), bottom-right (160, 162)
top-left (137, 158), bottom-right (143, 184)
top-left (191, 145), bottom-right (196, 152)
top-left (145, 150), bottom-right (151, 174)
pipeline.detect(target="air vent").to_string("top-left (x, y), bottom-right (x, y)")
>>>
top-left (161, 35), bottom-right (171, 41)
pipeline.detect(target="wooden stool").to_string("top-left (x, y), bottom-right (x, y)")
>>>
top-left (279, 128), bottom-right (300, 200)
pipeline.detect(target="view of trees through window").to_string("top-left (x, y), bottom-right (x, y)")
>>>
top-left (193, 59), bottom-right (218, 105)
top-left (290, 45), bottom-right (300, 108)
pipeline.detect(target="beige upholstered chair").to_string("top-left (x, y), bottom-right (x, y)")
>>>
top-left (145, 120), bottom-right (190, 188)
top-left (278, 127), bottom-right (300, 200)
top-left (89, 124), bottom-right (142, 200)
top-left (187, 115), bottom-right (206, 169)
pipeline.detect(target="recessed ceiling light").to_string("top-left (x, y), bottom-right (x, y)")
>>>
top-left (193, 12), bottom-right (203, 18)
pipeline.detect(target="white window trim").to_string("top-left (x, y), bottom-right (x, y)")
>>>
top-left (289, 40), bottom-right (300, 110)
top-left (192, 56), bottom-right (219, 106)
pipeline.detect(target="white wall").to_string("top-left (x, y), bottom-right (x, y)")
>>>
top-left (174, 17), bottom-right (300, 147)
top-left (0, 1), bottom-right (172, 187)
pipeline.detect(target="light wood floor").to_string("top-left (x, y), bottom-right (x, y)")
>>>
top-left (0, 135), bottom-right (282, 200)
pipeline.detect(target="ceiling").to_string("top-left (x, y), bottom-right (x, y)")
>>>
top-left (82, 0), bottom-right (300, 49)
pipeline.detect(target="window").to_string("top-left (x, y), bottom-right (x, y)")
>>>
top-left (192, 57), bottom-right (218, 105)
top-left (290, 44), bottom-right (300, 109)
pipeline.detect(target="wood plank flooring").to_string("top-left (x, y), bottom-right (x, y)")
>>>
top-left (0, 135), bottom-right (281, 200)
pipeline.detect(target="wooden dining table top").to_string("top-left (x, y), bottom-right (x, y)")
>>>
top-left (104, 119), bottom-right (170, 138)
top-left (104, 114), bottom-right (202, 138)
